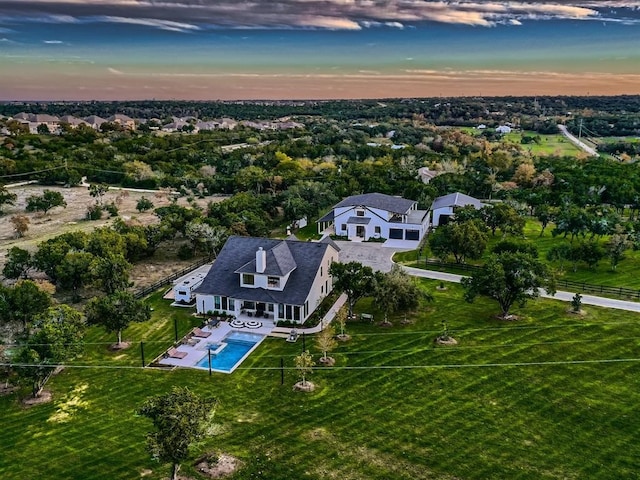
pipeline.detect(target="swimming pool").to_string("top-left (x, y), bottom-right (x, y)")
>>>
top-left (195, 331), bottom-right (265, 373)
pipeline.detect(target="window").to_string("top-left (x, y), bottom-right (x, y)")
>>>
top-left (293, 306), bottom-right (301, 321)
top-left (267, 276), bottom-right (280, 288)
top-left (242, 274), bottom-right (255, 285)
top-left (375, 226), bottom-right (381, 234)
top-left (178, 291), bottom-right (187, 296)
top-left (278, 304), bottom-right (284, 318)
top-left (286, 305), bottom-right (292, 319)
top-left (356, 210), bottom-right (365, 216)
top-left (214, 296), bottom-right (221, 310)
top-left (221, 297), bottom-right (228, 310)
top-left (243, 301), bottom-right (255, 310)
top-left (229, 298), bottom-right (235, 310)
top-left (320, 266), bottom-right (323, 276)
top-left (341, 224), bottom-right (347, 231)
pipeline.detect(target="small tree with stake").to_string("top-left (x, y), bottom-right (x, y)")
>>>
top-left (315, 325), bottom-right (337, 365)
top-left (294, 350), bottom-right (315, 392)
top-left (138, 387), bottom-right (217, 480)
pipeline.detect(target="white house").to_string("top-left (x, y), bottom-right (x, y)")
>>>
top-left (194, 236), bottom-right (340, 325)
top-left (317, 193), bottom-right (430, 245)
top-left (172, 264), bottom-right (212, 305)
top-left (430, 192), bottom-right (483, 227)
top-left (496, 125), bottom-right (512, 134)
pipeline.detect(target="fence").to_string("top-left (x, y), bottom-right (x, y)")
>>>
top-left (423, 259), bottom-right (640, 300)
top-left (134, 256), bottom-right (211, 299)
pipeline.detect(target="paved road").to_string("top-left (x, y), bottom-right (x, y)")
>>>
top-left (336, 243), bottom-right (640, 312)
top-left (404, 266), bottom-right (640, 313)
top-left (558, 124), bottom-right (599, 156)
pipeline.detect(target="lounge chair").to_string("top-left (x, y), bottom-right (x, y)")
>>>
top-left (193, 327), bottom-right (211, 338)
top-left (167, 347), bottom-right (188, 359)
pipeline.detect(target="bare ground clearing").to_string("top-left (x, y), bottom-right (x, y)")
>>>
top-left (1, 185), bottom-right (222, 288)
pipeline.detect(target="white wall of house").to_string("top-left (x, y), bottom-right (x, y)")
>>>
top-left (334, 205), bottom-right (427, 243)
top-left (432, 206), bottom-right (455, 227)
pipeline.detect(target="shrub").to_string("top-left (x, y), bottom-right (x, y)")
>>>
top-left (86, 204), bottom-right (103, 220)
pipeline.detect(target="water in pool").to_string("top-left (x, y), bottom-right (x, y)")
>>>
top-left (195, 331), bottom-right (264, 373)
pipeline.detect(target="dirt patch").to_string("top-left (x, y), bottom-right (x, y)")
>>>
top-left (318, 356), bottom-right (336, 366)
top-left (0, 184), bottom-right (222, 289)
top-left (435, 336), bottom-right (458, 346)
top-left (22, 390), bottom-right (52, 406)
top-left (336, 334), bottom-right (351, 342)
top-left (294, 381), bottom-right (316, 392)
top-left (494, 314), bottom-right (520, 321)
top-left (195, 453), bottom-right (241, 479)
top-left (0, 384), bottom-right (18, 396)
top-left (109, 342), bottom-right (132, 351)
top-left (567, 308), bottom-right (587, 316)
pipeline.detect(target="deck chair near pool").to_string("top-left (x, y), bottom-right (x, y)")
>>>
top-left (193, 327), bottom-right (212, 338)
top-left (167, 347), bottom-right (188, 359)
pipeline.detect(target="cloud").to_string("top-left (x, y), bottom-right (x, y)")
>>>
top-left (108, 67), bottom-right (124, 74)
top-left (1, 1), bottom-right (637, 31)
top-left (43, 39), bottom-right (63, 43)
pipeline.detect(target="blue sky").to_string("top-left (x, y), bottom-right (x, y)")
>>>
top-left (1, 1), bottom-right (639, 100)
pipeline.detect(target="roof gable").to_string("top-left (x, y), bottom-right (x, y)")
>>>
top-left (431, 192), bottom-right (483, 210)
top-left (334, 193), bottom-right (415, 214)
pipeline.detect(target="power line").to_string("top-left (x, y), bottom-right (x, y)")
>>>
top-left (0, 165), bottom-right (65, 179)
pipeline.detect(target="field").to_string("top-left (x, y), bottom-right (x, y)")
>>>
top-left (1, 282), bottom-right (639, 479)
top-left (501, 132), bottom-right (582, 157)
top-left (0, 184), bottom-right (217, 288)
top-left (399, 219), bottom-right (640, 292)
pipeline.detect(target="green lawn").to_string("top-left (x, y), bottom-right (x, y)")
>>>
top-left (400, 219), bottom-right (640, 292)
top-left (2, 283), bottom-right (640, 479)
top-left (501, 132), bottom-right (582, 157)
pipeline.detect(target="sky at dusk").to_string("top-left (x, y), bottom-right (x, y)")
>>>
top-left (1, 1), bottom-right (640, 100)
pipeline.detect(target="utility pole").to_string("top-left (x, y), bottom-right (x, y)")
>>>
top-left (578, 119), bottom-right (583, 142)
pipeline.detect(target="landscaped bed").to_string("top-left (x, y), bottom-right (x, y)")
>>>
top-left (1, 281), bottom-right (639, 479)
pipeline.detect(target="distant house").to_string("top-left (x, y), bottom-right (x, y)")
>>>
top-left (317, 193), bottom-right (430, 245)
top-left (496, 125), bottom-right (512, 134)
top-left (194, 236), bottom-right (340, 325)
top-left (430, 192), bottom-right (483, 227)
top-left (84, 115), bottom-right (107, 130)
top-left (59, 115), bottom-right (89, 129)
top-left (108, 114), bottom-right (136, 130)
top-left (11, 113), bottom-right (60, 134)
top-left (417, 167), bottom-right (441, 184)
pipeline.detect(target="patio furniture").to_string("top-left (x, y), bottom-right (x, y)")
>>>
top-left (246, 320), bottom-right (262, 329)
top-left (230, 319), bottom-right (245, 328)
top-left (167, 347), bottom-right (188, 359)
top-left (193, 327), bottom-right (212, 338)
top-left (208, 319), bottom-right (220, 328)
top-left (187, 338), bottom-right (200, 346)
top-left (360, 313), bottom-right (374, 323)
top-left (286, 329), bottom-right (299, 343)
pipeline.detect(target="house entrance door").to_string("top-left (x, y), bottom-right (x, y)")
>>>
top-left (356, 226), bottom-right (365, 238)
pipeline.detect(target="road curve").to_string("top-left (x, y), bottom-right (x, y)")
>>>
top-left (557, 124), bottom-right (598, 156)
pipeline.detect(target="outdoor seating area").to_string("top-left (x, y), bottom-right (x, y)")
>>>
top-left (193, 327), bottom-right (211, 338)
top-left (230, 318), bottom-right (263, 329)
top-left (166, 347), bottom-right (187, 359)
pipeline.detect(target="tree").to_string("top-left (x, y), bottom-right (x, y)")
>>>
top-left (7, 280), bottom-right (52, 331)
top-left (56, 252), bottom-right (95, 302)
top-left (546, 243), bottom-right (573, 271)
top-left (185, 221), bottom-right (228, 258)
top-left (90, 254), bottom-right (132, 294)
top-left (428, 220), bottom-right (488, 264)
top-left (10, 215), bottom-right (30, 238)
top-left (85, 290), bottom-right (151, 346)
top-left (535, 205), bottom-right (558, 237)
top-left (89, 183), bottom-right (109, 205)
top-left (607, 232), bottom-right (631, 271)
top-left (16, 305), bottom-right (85, 397)
top-left (138, 387), bottom-right (217, 480)
top-left (2, 247), bottom-right (32, 280)
top-left (329, 262), bottom-right (377, 319)
top-left (25, 190), bottom-right (67, 215)
top-left (315, 325), bottom-right (337, 364)
top-left (482, 203), bottom-right (524, 237)
top-left (0, 185), bottom-right (17, 214)
top-left (577, 241), bottom-right (605, 270)
top-left (334, 307), bottom-right (348, 340)
top-left (462, 252), bottom-right (555, 319)
top-left (374, 265), bottom-right (428, 324)
top-left (294, 350), bottom-right (315, 388)
top-left (136, 196), bottom-right (154, 212)
top-left (571, 293), bottom-right (583, 313)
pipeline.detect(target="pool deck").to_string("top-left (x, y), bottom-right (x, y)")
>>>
top-left (158, 320), bottom-right (274, 369)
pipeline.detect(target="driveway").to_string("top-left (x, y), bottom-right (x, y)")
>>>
top-left (336, 241), bottom-right (408, 272)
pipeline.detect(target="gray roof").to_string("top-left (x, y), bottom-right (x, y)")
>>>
top-left (317, 210), bottom-right (334, 223)
top-left (235, 241), bottom-right (296, 277)
top-left (431, 192), bottom-right (483, 211)
top-left (347, 216), bottom-right (371, 225)
top-left (333, 193), bottom-right (415, 215)
top-left (195, 236), bottom-right (338, 306)
top-left (319, 236), bottom-right (341, 252)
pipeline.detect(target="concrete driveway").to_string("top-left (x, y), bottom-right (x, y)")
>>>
top-left (336, 241), bottom-right (409, 272)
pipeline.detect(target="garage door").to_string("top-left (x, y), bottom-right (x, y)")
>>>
top-left (389, 228), bottom-right (403, 239)
top-left (405, 230), bottom-right (420, 241)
